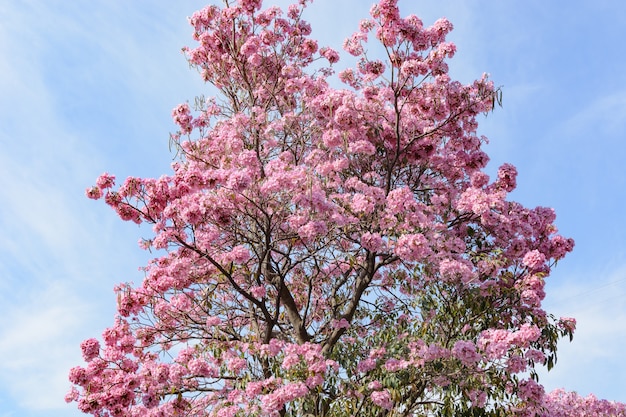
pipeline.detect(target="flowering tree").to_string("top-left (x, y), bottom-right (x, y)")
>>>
top-left (541, 390), bottom-right (626, 417)
top-left (67, 0), bottom-right (622, 416)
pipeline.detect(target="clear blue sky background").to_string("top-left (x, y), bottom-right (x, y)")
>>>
top-left (1, 1), bottom-right (625, 416)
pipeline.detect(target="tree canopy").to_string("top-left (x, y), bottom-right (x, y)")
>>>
top-left (68, 1), bottom-right (625, 416)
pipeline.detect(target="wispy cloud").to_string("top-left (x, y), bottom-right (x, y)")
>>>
top-left (0, 2), bottom-right (205, 415)
top-left (559, 90), bottom-right (626, 138)
top-left (0, 281), bottom-right (88, 411)
top-left (540, 263), bottom-right (626, 401)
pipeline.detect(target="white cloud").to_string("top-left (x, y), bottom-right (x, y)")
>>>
top-left (0, 3), bottom-right (175, 414)
top-left (559, 90), bottom-right (626, 138)
top-left (539, 264), bottom-right (626, 401)
top-left (0, 281), bottom-right (89, 411)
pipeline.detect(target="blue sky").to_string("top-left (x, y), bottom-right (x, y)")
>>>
top-left (1, 1), bottom-right (625, 416)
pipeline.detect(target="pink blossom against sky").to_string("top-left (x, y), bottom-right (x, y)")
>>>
top-left (1, 1), bottom-right (626, 416)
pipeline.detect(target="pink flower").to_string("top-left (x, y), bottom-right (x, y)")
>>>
top-left (457, 187), bottom-right (501, 215)
top-left (267, 338), bottom-right (283, 356)
top-left (394, 233), bottom-right (430, 261)
top-left (80, 338), bottom-right (100, 362)
top-left (368, 380), bottom-right (382, 390)
top-left (338, 68), bottom-right (362, 89)
top-left (549, 235), bottom-right (575, 260)
top-left (371, 389), bottom-right (393, 410)
top-left (206, 316), bottom-right (221, 327)
top-left (384, 358), bottom-right (408, 371)
top-left (496, 163), bottom-right (517, 192)
top-left (282, 382), bottom-right (309, 401)
top-left (298, 220), bottom-right (328, 240)
top-left (306, 374), bottom-right (324, 388)
top-left (286, 4), bottom-right (300, 20)
top-left (85, 186), bottom-right (102, 200)
top-left (245, 381), bottom-right (264, 397)
top-left (240, 36), bottom-right (260, 56)
top-left (226, 357), bottom-right (247, 374)
top-left (359, 59), bottom-right (386, 77)
top-left (351, 194), bottom-right (375, 214)
top-left (281, 353), bottom-right (300, 370)
top-left (320, 46), bottom-right (340, 64)
top-left (361, 232), bottom-right (384, 252)
top-left (172, 103), bottom-right (193, 134)
top-left (400, 59), bottom-right (428, 77)
top-left (470, 171), bottom-right (490, 188)
top-left (357, 358), bottom-right (377, 373)
top-left (95, 172), bottom-right (115, 189)
top-left (478, 329), bottom-right (511, 360)
top-left (468, 390), bottom-right (487, 408)
top-left (525, 349), bottom-right (546, 365)
top-left (321, 129), bottom-right (342, 148)
top-left (348, 140), bottom-right (376, 155)
top-left (229, 245), bottom-right (251, 263)
top-left (64, 387), bottom-right (79, 403)
top-left (439, 259), bottom-right (476, 285)
top-left (240, 0), bottom-right (262, 13)
top-left (452, 340), bottom-right (480, 366)
top-left (510, 324), bottom-right (541, 348)
top-left (260, 392), bottom-right (282, 414)
top-left (250, 285), bottom-right (266, 298)
top-left (332, 318), bottom-right (350, 329)
top-left (518, 378), bottom-right (544, 403)
top-left (343, 32), bottom-right (366, 56)
top-left (506, 354), bottom-right (527, 373)
top-left (520, 289), bottom-right (541, 307)
top-left (68, 366), bottom-right (88, 386)
top-left (188, 358), bottom-right (217, 377)
top-left (522, 250), bottom-right (546, 271)
top-left (558, 317), bottom-right (577, 333)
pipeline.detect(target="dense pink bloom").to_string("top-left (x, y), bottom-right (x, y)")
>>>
top-left (68, 366), bottom-right (88, 386)
top-left (549, 235), bottom-right (575, 260)
top-left (457, 187), bottom-right (502, 215)
top-left (394, 233), bottom-right (429, 261)
top-left (95, 172), bottom-right (115, 189)
top-left (511, 323), bottom-right (541, 347)
top-left (371, 389), bottom-right (393, 410)
top-left (525, 349), bottom-right (546, 365)
top-left (361, 232), bottom-right (384, 252)
top-left (384, 357), bottom-right (408, 371)
top-left (439, 258), bottom-right (476, 284)
top-left (452, 340), bottom-right (480, 366)
top-left (332, 318), bottom-right (350, 329)
top-left (250, 285), bottom-right (266, 298)
top-left (478, 329), bottom-right (511, 360)
top-left (496, 163), bottom-right (517, 191)
top-left (543, 389), bottom-right (626, 417)
top-left (172, 103), bottom-right (193, 134)
top-left (80, 338), bottom-right (100, 362)
top-left (357, 358), bottom-right (377, 373)
top-left (320, 46), bottom-right (340, 63)
top-left (523, 249), bottom-right (546, 270)
top-left (228, 245), bottom-right (251, 263)
top-left (518, 378), bottom-right (544, 403)
top-left (85, 186), bottom-right (102, 200)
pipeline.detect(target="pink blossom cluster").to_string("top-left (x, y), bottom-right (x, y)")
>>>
top-left (451, 340), bottom-right (481, 366)
top-left (478, 324), bottom-right (541, 361)
top-left (542, 389), bottom-right (626, 417)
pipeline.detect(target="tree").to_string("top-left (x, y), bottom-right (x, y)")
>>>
top-left (67, 0), bottom-right (621, 416)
